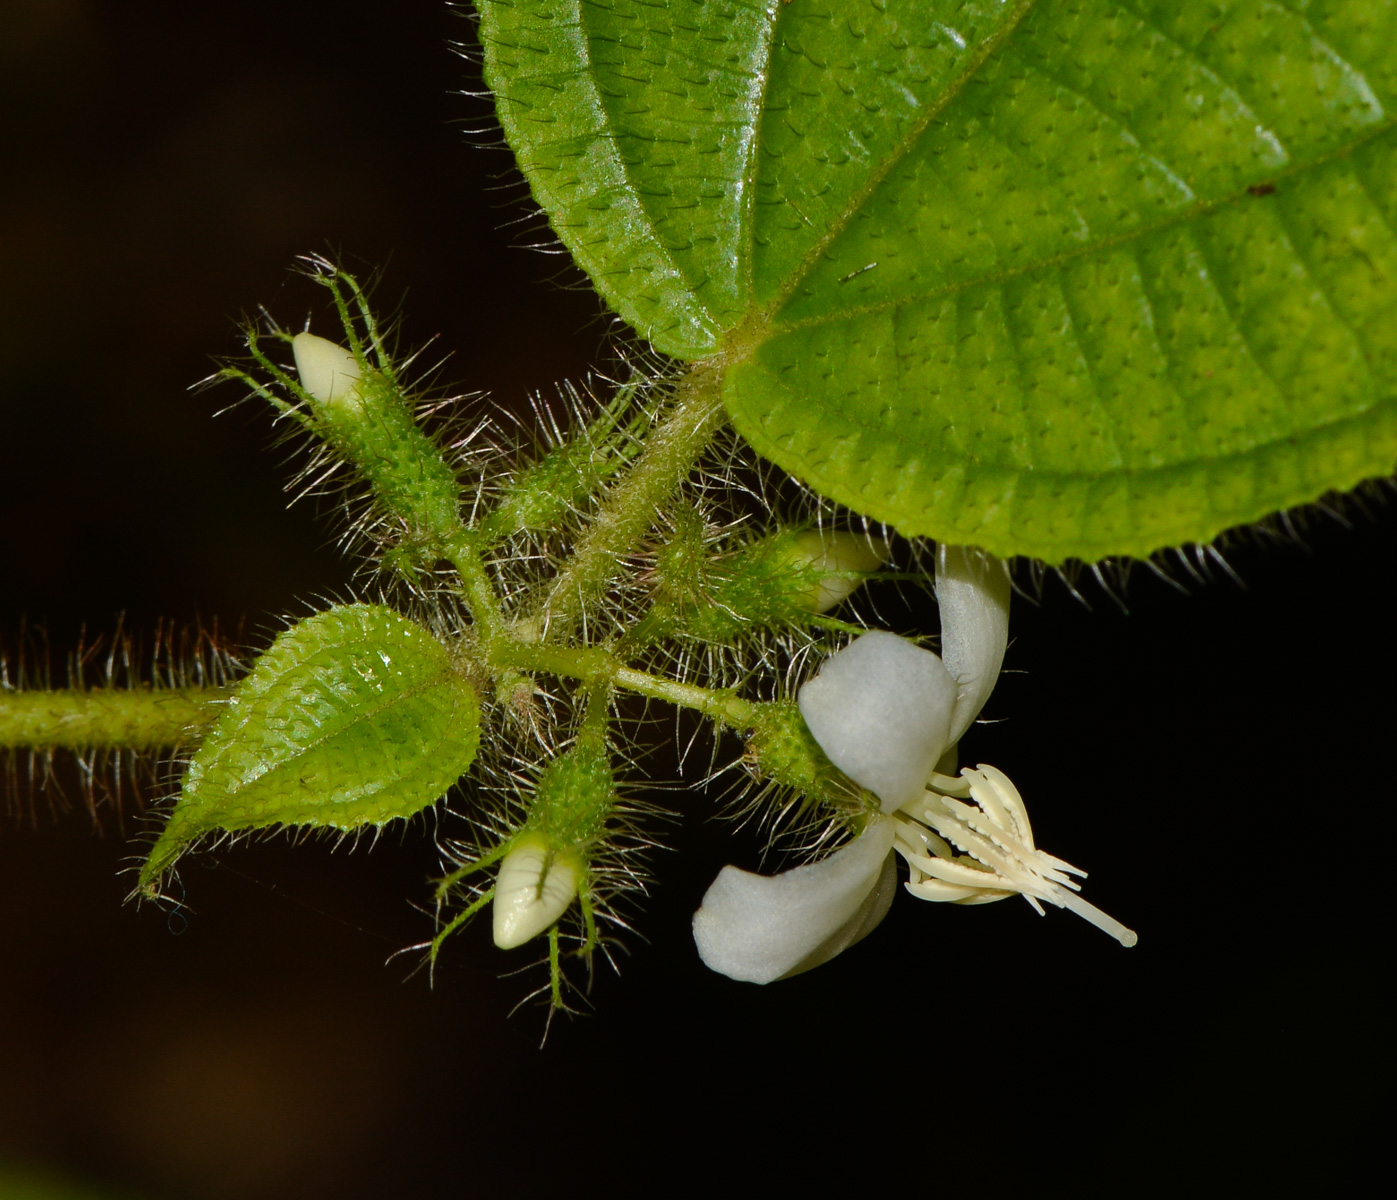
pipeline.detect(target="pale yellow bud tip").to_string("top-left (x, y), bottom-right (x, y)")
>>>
top-left (793, 530), bottom-right (890, 613)
top-left (492, 832), bottom-right (582, 950)
top-left (291, 332), bottom-right (362, 407)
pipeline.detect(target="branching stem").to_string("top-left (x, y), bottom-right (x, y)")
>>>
top-left (445, 531), bottom-right (508, 642)
top-left (530, 361), bottom-right (726, 639)
top-left (488, 640), bottom-right (760, 731)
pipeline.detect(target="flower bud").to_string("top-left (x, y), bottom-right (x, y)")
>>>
top-left (287, 326), bottom-right (461, 552)
top-left (492, 831), bottom-right (583, 950)
top-left (788, 530), bottom-right (888, 613)
top-left (489, 744), bottom-right (616, 949)
top-left (291, 332), bottom-right (363, 409)
top-left (665, 526), bottom-right (889, 644)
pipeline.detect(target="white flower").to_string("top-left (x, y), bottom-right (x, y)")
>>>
top-left (692, 545), bottom-right (1136, 984)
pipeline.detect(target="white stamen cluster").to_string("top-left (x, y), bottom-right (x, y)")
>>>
top-left (895, 766), bottom-right (1137, 945)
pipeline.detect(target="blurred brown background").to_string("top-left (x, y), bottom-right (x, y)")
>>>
top-left (1, 2), bottom-right (1392, 1196)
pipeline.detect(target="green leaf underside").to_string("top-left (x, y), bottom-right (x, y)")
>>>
top-left (480, 0), bottom-right (1397, 561)
top-left (140, 605), bottom-right (479, 889)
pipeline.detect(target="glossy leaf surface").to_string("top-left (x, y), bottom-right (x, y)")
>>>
top-left (140, 605), bottom-right (479, 892)
top-left (479, 0), bottom-right (1397, 561)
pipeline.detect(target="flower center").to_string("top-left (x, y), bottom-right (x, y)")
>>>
top-left (891, 764), bottom-right (1138, 947)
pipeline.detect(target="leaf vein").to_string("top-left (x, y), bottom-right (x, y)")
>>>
top-left (761, 113), bottom-right (1397, 339)
top-left (762, 0), bottom-right (1043, 316)
top-left (738, 0), bottom-right (784, 303)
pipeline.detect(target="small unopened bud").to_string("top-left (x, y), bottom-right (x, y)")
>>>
top-left (790, 531), bottom-right (888, 613)
top-left (492, 831), bottom-right (583, 950)
top-left (291, 332), bottom-right (363, 408)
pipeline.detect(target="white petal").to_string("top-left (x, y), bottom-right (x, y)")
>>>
top-left (291, 332), bottom-right (363, 407)
top-left (492, 833), bottom-right (581, 950)
top-left (798, 630), bottom-right (957, 813)
top-left (936, 545), bottom-right (1011, 745)
top-left (692, 819), bottom-right (898, 984)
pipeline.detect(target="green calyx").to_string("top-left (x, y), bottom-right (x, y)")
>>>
top-left (745, 701), bottom-right (874, 830)
top-left (523, 742), bottom-right (617, 851)
top-left (479, 384), bottom-right (647, 545)
top-left (305, 365), bottom-right (464, 561)
top-left (231, 267), bottom-right (471, 583)
top-left (649, 516), bottom-right (885, 646)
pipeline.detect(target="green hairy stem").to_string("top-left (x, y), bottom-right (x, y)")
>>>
top-left (528, 363), bottom-right (727, 640)
top-left (0, 688), bottom-right (225, 751)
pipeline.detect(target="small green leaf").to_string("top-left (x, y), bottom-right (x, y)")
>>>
top-left (140, 604), bottom-right (480, 894)
top-left (480, 0), bottom-right (1397, 561)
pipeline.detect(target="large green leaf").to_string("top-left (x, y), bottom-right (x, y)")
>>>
top-left (139, 605), bottom-right (480, 894)
top-left (478, 0), bottom-right (1397, 561)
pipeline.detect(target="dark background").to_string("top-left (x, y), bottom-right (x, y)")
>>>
top-left (1, 2), bottom-right (1392, 1196)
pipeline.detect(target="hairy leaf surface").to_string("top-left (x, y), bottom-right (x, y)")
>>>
top-left (479, 0), bottom-right (1397, 560)
top-left (139, 605), bottom-right (480, 892)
